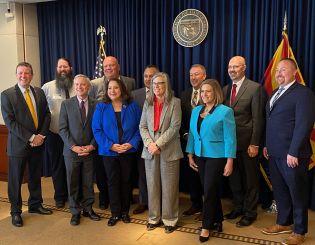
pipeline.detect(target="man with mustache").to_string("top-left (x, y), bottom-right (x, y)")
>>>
top-left (42, 58), bottom-right (75, 208)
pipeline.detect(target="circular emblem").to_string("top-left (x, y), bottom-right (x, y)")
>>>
top-left (172, 9), bottom-right (208, 47)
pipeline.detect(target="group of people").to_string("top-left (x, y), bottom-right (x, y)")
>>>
top-left (1, 54), bottom-right (314, 245)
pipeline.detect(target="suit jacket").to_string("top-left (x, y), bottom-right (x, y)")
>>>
top-left (223, 78), bottom-right (264, 150)
top-left (131, 87), bottom-right (146, 108)
top-left (1, 84), bottom-right (51, 157)
top-left (266, 82), bottom-right (315, 158)
top-left (89, 75), bottom-right (136, 100)
top-left (180, 87), bottom-right (202, 137)
top-left (59, 96), bottom-right (97, 158)
top-left (140, 97), bottom-right (183, 161)
top-left (186, 104), bottom-right (236, 158)
top-left (92, 101), bottom-right (142, 156)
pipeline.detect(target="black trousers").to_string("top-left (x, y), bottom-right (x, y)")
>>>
top-left (94, 155), bottom-right (109, 205)
top-left (196, 157), bottom-right (225, 230)
top-left (103, 154), bottom-right (135, 217)
top-left (269, 157), bottom-right (309, 235)
top-left (228, 150), bottom-right (259, 218)
top-left (8, 151), bottom-right (43, 214)
top-left (64, 155), bottom-right (95, 215)
top-left (46, 131), bottom-right (68, 203)
top-left (136, 148), bottom-right (148, 205)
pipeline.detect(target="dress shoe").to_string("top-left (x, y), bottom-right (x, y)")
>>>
top-left (56, 201), bottom-right (65, 208)
top-left (82, 209), bottom-right (101, 221)
top-left (199, 235), bottom-right (210, 243)
top-left (236, 216), bottom-right (256, 227)
top-left (164, 225), bottom-right (176, 234)
top-left (281, 233), bottom-right (305, 245)
top-left (223, 210), bottom-right (243, 220)
top-left (107, 216), bottom-right (120, 226)
top-left (133, 204), bottom-right (148, 214)
top-left (213, 222), bottom-right (223, 232)
top-left (146, 222), bottom-right (161, 231)
top-left (28, 205), bottom-right (53, 215)
top-left (12, 214), bottom-right (23, 227)
top-left (70, 214), bottom-right (80, 226)
top-left (182, 206), bottom-right (202, 216)
top-left (261, 224), bottom-right (292, 235)
top-left (121, 214), bottom-right (131, 223)
top-left (99, 203), bottom-right (108, 210)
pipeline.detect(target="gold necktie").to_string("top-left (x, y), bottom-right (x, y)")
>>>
top-left (25, 88), bottom-right (38, 129)
top-left (192, 90), bottom-right (198, 107)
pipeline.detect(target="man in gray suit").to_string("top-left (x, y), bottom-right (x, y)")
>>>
top-left (89, 55), bottom-right (135, 209)
top-left (1, 62), bottom-right (53, 227)
top-left (89, 56), bottom-right (136, 100)
top-left (131, 65), bottom-right (159, 214)
top-left (222, 56), bottom-right (264, 227)
top-left (59, 74), bottom-right (100, 225)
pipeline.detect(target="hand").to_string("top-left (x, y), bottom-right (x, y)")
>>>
top-left (30, 134), bottom-right (44, 147)
top-left (72, 146), bottom-right (87, 155)
top-left (263, 147), bottom-right (269, 160)
top-left (287, 154), bottom-right (299, 168)
top-left (187, 154), bottom-right (198, 172)
top-left (110, 144), bottom-right (124, 153)
top-left (247, 145), bottom-right (258, 158)
top-left (119, 143), bottom-right (133, 153)
top-left (223, 158), bottom-right (233, 176)
top-left (77, 145), bottom-right (95, 156)
top-left (148, 142), bottom-right (160, 155)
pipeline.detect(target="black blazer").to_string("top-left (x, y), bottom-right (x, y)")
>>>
top-left (1, 84), bottom-right (51, 157)
top-left (59, 96), bottom-right (97, 158)
top-left (266, 82), bottom-right (315, 158)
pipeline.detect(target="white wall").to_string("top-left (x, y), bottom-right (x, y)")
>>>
top-left (0, 3), bottom-right (40, 124)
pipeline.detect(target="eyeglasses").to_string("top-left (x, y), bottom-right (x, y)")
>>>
top-left (228, 65), bottom-right (244, 70)
top-left (153, 82), bottom-right (165, 86)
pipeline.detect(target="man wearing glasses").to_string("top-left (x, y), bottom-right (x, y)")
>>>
top-left (222, 56), bottom-right (264, 227)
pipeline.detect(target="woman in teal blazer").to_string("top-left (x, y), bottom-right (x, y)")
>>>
top-left (186, 79), bottom-right (236, 243)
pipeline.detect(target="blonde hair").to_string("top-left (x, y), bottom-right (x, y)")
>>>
top-left (200, 79), bottom-right (223, 106)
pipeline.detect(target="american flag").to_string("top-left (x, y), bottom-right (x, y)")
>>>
top-left (94, 26), bottom-right (107, 79)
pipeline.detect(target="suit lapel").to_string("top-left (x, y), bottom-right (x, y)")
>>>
top-left (85, 97), bottom-right (94, 126)
top-left (270, 82), bottom-right (297, 111)
top-left (159, 100), bottom-right (170, 129)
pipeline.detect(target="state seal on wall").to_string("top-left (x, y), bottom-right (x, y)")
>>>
top-left (172, 9), bottom-right (208, 47)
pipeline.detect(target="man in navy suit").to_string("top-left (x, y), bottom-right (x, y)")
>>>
top-left (1, 62), bottom-right (53, 227)
top-left (262, 58), bottom-right (315, 245)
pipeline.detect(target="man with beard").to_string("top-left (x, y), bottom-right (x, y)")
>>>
top-left (89, 55), bottom-right (136, 209)
top-left (42, 58), bottom-right (75, 208)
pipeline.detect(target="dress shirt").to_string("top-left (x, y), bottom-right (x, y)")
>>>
top-left (154, 96), bottom-right (164, 132)
top-left (76, 96), bottom-right (88, 117)
top-left (230, 76), bottom-right (245, 97)
top-left (269, 81), bottom-right (295, 109)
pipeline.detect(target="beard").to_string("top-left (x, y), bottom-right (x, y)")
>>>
top-left (55, 72), bottom-right (73, 90)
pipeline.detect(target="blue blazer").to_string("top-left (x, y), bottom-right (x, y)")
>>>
top-left (266, 82), bottom-right (315, 158)
top-left (92, 101), bottom-right (142, 156)
top-left (186, 104), bottom-right (236, 158)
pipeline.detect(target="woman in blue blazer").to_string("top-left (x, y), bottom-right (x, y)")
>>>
top-left (186, 79), bottom-right (236, 242)
top-left (92, 78), bottom-right (142, 226)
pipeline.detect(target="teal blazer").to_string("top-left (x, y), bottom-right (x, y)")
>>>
top-left (186, 104), bottom-right (236, 158)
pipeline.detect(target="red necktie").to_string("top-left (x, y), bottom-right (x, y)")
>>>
top-left (230, 84), bottom-right (237, 105)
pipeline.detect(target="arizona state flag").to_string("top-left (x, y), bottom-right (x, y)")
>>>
top-left (263, 31), bottom-right (315, 169)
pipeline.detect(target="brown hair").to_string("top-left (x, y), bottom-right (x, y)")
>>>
top-left (200, 79), bottom-right (224, 106)
top-left (16, 62), bottom-right (33, 75)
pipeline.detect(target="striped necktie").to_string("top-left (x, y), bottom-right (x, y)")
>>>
top-left (270, 86), bottom-right (285, 109)
top-left (25, 88), bottom-right (38, 129)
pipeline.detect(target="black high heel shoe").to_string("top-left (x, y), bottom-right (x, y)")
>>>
top-left (213, 222), bottom-right (223, 232)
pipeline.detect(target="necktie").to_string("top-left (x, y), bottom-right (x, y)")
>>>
top-left (270, 86), bottom-right (285, 109)
top-left (230, 84), bottom-right (237, 105)
top-left (65, 89), bottom-right (70, 99)
top-left (192, 90), bottom-right (198, 107)
top-left (80, 100), bottom-right (86, 123)
top-left (25, 88), bottom-right (38, 129)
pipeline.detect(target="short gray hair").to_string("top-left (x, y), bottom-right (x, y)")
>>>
top-left (147, 72), bottom-right (173, 105)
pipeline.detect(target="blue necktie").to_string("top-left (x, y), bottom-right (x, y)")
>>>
top-left (270, 87), bottom-right (284, 109)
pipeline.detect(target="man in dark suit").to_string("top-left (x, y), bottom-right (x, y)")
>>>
top-left (261, 58), bottom-right (315, 245)
top-left (223, 56), bottom-right (264, 227)
top-left (1, 62), bottom-right (53, 227)
top-left (180, 64), bottom-right (206, 221)
top-left (59, 74), bottom-right (100, 225)
top-left (89, 55), bottom-right (135, 209)
top-left (131, 65), bottom-right (159, 214)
